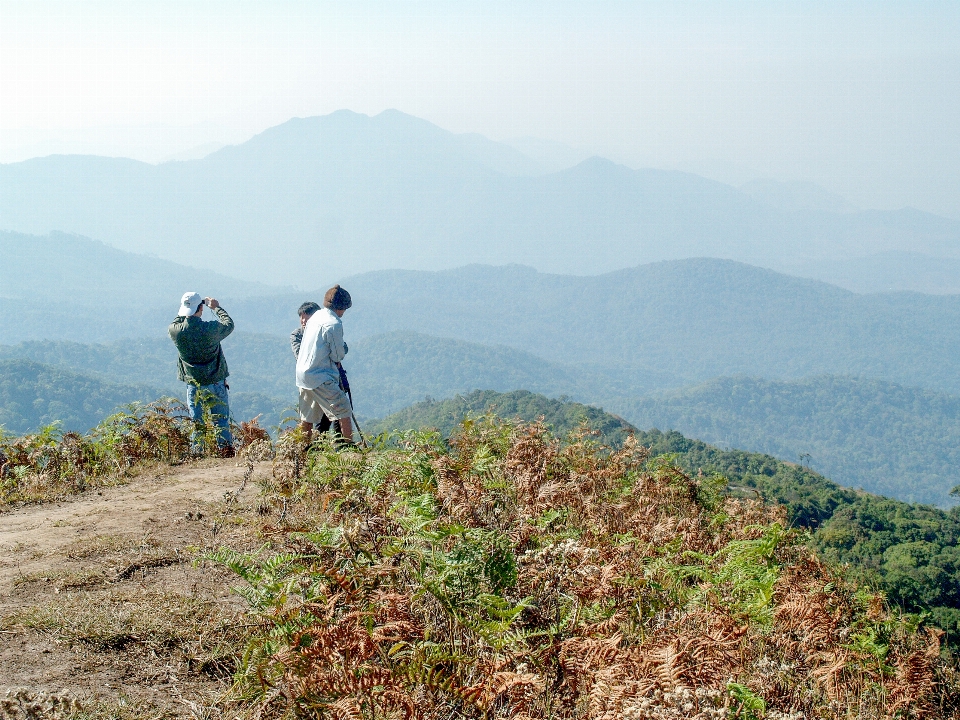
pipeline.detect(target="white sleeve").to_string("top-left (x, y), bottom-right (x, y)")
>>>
top-left (325, 322), bottom-right (346, 364)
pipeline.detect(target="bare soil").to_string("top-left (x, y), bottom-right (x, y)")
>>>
top-left (0, 459), bottom-right (267, 718)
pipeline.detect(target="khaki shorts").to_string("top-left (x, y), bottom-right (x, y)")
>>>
top-left (299, 380), bottom-right (352, 423)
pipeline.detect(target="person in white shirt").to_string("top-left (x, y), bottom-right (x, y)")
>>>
top-left (295, 285), bottom-right (354, 445)
top-left (291, 301), bottom-right (342, 438)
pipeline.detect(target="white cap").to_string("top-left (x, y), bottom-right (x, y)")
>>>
top-left (178, 292), bottom-right (203, 317)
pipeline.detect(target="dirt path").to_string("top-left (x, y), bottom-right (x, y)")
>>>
top-left (0, 459), bottom-right (266, 717)
top-left (0, 460), bottom-right (253, 598)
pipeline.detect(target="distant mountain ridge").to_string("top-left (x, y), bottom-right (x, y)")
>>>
top-left (8, 247), bottom-right (960, 399)
top-left (613, 375), bottom-right (960, 506)
top-left (0, 230), bottom-right (285, 342)
top-left (205, 110), bottom-right (546, 177)
top-left (739, 178), bottom-right (858, 214)
top-left (0, 230), bottom-right (282, 303)
top-left (301, 260), bottom-right (960, 396)
top-left (1, 109), bottom-right (959, 291)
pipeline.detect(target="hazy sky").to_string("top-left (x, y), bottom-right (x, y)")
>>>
top-left (2, 1), bottom-right (959, 216)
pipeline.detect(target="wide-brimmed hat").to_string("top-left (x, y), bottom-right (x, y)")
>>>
top-left (178, 292), bottom-right (203, 317)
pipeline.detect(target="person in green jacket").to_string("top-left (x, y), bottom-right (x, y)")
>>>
top-left (168, 291), bottom-right (235, 454)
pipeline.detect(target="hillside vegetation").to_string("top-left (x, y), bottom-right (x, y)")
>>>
top-left (205, 416), bottom-right (958, 718)
top-left (0, 332), bottom-right (616, 427)
top-left (2, 395), bottom-right (959, 716)
top-left (0, 359), bottom-right (159, 435)
top-left (369, 389), bottom-right (637, 445)
top-left (374, 390), bottom-right (960, 645)
top-left (0, 354), bottom-right (288, 436)
top-left (372, 378), bottom-right (960, 506)
top-left (614, 375), bottom-right (960, 506)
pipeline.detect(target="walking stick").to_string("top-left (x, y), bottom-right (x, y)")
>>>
top-left (337, 363), bottom-right (367, 448)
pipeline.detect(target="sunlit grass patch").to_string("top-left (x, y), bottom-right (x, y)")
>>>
top-left (2, 589), bottom-right (240, 663)
top-left (13, 567), bottom-right (107, 591)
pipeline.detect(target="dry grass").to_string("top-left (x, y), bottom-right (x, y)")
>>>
top-left (0, 688), bottom-right (83, 720)
top-left (1, 586), bottom-right (244, 713)
top-left (0, 422), bottom-right (268, 718)
top-left (62, 534), bottom-right (161, 560)
top-left (2, 589), bottom-right (234, 655)
top-left (3, 413), bottom-right (959, 718)
top-left (12, 568), bottom-right (107, 592)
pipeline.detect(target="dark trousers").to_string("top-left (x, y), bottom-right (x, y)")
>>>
top-left (316, 416), bottom-right (342, 437)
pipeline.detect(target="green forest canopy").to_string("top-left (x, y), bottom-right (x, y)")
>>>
top-left (612, 374), bottom-right (960, 507)
top-left (9, 335), bottom-right (960, 507)
top-left (0, 358), bottom-right (287, 436)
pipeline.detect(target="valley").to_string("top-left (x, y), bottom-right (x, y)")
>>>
top-left (0, 106), bottom-right (959, 717)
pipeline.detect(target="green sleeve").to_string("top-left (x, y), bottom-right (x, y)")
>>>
top-left (213, 307), bottom-right (235, 341)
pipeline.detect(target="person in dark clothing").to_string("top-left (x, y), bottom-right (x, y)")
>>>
top-left (290, 301), bottom-right (321, 358)
top-left (168, 291), bottom-right (235, 453)
top-left (291, 301), bottom-right (342, 438)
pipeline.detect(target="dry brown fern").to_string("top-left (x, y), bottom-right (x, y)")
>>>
top-left (213, 417), bottom-right (960, 720)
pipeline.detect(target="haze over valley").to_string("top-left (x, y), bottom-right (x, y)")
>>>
top-left (6, 100), bottom-right (960, 510)
top-left (8, 4), bottom-right (960, 712)
top-left (3, 110), bottom-right (960, 293)
top-left (6, 214), bottom-right (960, 504)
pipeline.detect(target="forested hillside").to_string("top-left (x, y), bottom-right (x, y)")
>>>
top-left (0, 336), bottom-right (293, 431)
top-left (7, 360), bottom-right (960, 644)
top-left (374, 389), bottom-right (960, 643)
top-left (614, 375), bottom-right (960, 506)
top-left (10, 334), bottom-right (960, 507)
top-left (0, 357), bottom-right (285, 435)
top-left (0, 359), bottom-right (159, 434)
top-left (368, 388), bottom-right (636, 445)
top-left (0, 332), bottom-right (591, 421)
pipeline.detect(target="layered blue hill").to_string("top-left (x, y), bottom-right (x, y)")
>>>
top-left (2, 110), bottom-right (959, 292)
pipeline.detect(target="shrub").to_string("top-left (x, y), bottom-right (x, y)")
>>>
top-left (0, 398), bottom-right (268, 507)
top-left (212, 417), bottom-right (960, 719)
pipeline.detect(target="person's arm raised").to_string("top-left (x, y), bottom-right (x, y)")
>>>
top-left (205, 298), bottom-right (234, 340)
